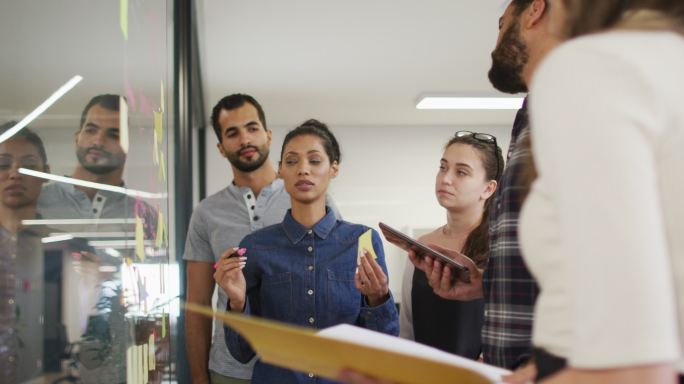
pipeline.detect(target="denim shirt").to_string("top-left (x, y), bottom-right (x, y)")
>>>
top-left (224, 207), bottom-right (399, 384)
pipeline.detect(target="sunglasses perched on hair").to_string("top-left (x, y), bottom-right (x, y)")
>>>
top-left (453, 130), bottom-right (501, 180)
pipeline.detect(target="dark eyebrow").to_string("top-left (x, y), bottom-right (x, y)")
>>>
top-left (84, 122), bottom-right (100, 129)
top-left (245, 121), bottom-right (260, 127)
top-left (455, 162), bottom-right (473, 170)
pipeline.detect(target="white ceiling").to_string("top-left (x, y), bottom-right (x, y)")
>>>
top-left (0, 1), bottom-right (515, 131)
top-left (198, 0), bottom-right (516, 128)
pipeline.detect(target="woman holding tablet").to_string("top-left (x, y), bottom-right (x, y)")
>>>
top-left (399, 131), bottom-right (503, 359)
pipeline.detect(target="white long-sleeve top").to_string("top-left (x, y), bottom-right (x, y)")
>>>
top-left (520, 30), bottom-right (684, 371)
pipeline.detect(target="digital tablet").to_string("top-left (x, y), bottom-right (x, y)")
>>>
top-left (378, 222), bottom-right (470, 283)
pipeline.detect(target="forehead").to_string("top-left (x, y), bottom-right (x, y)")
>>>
top-left (0, 138), bottom-right (42, 158)
top-left (443, 143), bottom-right (485, 166)
top-left (218, 103), bottom-right (261, 129)
top-left (283, 134), bottom-right (325, 154)
top-left (83, 104), bottom-right (120, 127)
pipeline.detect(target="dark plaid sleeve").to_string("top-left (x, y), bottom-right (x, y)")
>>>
top-left (481, 104), bottom-right (540, 370)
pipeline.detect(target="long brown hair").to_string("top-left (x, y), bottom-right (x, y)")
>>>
top-left (444, 135), bottom-right (504, 269)
top-left (561, 0), bottom-right (684, 37)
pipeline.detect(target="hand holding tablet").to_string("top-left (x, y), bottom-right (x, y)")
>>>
top-left (378, 222), bottom-right (472, 284)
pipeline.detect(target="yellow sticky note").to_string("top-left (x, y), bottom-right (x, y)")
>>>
top-left (152, 131), bottom-right (159, 165)
top-left (160, 80), bottom-right (165, 113)
top-left (149, 333), bottom-right (156, 370)
top-left (136, 215), bottom-right (145, 261)
top-left (154, 110), bottom-right (163, 142)
top-left (120, 96), bottom-right (129, 154)
top-left (158, 151), bottom-right (166, 181)
top-left (357, 229), bottom-right (377, 263)
top-left (155, 211), bottom-right (166, 248)
top-left (120, 0), bottom-right (128, 40)
top-left (126, 346), bottom-right (133, 383)
top-left (143, 344), bottom-right (149, 383)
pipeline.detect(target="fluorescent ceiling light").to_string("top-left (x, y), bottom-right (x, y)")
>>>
top-left (416, 96), bottom-right (524, 110)
top-left (19, 168), bottom-right (167, 199)
top-left (48, 231), bottom-right (134, 238)
top-left (0, 75), bottom-right (83, 144)
top-left (42, 234), bottom-right (74, 244)
top-left (23, 218), bottom-right (136, 226)
top-left (88, 239), bottom-right (155, 248)
top-left (105, 248), bottom-right (122, 258)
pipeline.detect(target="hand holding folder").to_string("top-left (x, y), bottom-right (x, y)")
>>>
top-left (185, 303), bottom-right (509, 384)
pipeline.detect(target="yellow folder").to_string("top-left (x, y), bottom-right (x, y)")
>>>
top-left (185, 303), bottom-right (507, 384)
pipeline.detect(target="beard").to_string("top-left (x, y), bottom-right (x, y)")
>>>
top-left (76, 146), bottom-right (126, 175)
top-left (227, 145), bottom-right (270, 173)
top-left (488, 21), bottom-right (529, 94)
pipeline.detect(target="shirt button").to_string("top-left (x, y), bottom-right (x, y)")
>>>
top-left (96, 196), bottom-right (103, 202)
top-left (251, 205), bottom-right (255, 210)
top-left (8, 298), bottom-right (15, 305)
top-left (308, 317), bottom-right (315, 324)
top-left (307, 229), bottom-right (313, 235)
top-left (307, 265), bottom-right (314, 271)
top-left (93, 208), bottom-right (98, 213)
top-left (307, 246), bottom-right (313, 252)
top-left (308, 373), bottom-right (315, 378)
top-left (254, 216), bottom-right (260, 221)
top-left (247, 194), bottom-right (252, 199)
top-left (307, 289), bottom-right (314, 295)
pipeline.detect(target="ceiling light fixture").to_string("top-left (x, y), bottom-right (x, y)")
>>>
top-left (41, 234), bottom-right (75, 244)
top-left (0, 75), bottom-right (83, 144)
top-left (416, 95), bottom-right (524, 110)
top-left (19, 168), bottom-right (167, 199)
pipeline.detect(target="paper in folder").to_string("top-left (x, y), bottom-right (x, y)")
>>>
top-left (184, 303), bottom-right (509, 383)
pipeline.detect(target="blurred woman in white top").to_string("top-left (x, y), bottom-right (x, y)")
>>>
top-left (520, 0), bottom-right (684, 382)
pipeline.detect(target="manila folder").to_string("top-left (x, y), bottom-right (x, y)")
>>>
top-left (185, 302), bottom-right (509, 384)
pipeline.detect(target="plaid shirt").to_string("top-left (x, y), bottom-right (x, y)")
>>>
top-left (482, 99), bottom-right (540, 369)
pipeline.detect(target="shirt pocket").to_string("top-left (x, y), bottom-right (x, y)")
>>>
top-left (326, 269), bottom-right (361, 319)
top-left (260, 271), bottom-right (293, 320)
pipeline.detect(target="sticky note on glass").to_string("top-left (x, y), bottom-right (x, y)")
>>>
top-left (120, 0), bottom-right (128, 40)
top-left (357, 229), bottom-right (377, 263)
top-left (120, 96), bottom-right (129, 154)
top-left (136, 215), bottom-right (145, 261)
top-left (155, 211), bottom-right (166, 249)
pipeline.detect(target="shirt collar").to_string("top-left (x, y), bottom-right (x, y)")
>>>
top-left (60, 178), bottom-right (127, 199)
top-left (282, 206), bottom-right (336, 244)
top-left (228, 178), bottom-right (283, 198)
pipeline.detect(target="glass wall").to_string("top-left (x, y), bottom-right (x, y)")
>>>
top-left (0, 1), bottom-right (177, 382)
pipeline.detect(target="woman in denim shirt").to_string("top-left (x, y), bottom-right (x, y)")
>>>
top-left (214, 119), bottom-right (399, 383)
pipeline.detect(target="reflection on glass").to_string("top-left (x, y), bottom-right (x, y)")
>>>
top-left (0, 124), bottom-right (50, 383)
top-left (1, 1), bottom-right (174, 382)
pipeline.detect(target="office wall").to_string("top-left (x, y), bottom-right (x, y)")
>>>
top-left (204, 124), bottom-right (512, 300)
